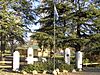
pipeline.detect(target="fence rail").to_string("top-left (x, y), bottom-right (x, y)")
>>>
top-left (83, 63), bottom-right (100, 67)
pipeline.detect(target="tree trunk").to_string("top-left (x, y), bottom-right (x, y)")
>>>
top-left (76, 0), bottom-right (82, 67)
top-left (76, 20), bottom-right (82, 69)
top-left (10, 40), bottom-right (15, 55)
top-left (1, 25), bottom-right (6, 60)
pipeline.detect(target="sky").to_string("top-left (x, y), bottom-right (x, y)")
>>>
top-left (32, 0), bottom-right (41, 31)
top-left (24, 1), bottom-right (41, 41)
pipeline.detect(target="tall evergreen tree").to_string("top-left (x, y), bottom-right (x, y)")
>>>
top-left (34, 0), bottom-right (100, 52)
top-left (0, 0), bottom-right (25, 56)
top-left (34, 0), bottom-right (69, 51)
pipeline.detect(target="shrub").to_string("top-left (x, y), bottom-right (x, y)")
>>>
top-left (22, 61), bottom-right (74, 73)
top-left (22, 61), bottom-right (56, 73)
top-left (34, 62), bottom-right (47, 72)
top-left (22, 62), bottom-right (47, 73)
top-left (22, 64), bottom-right (34, 73)
top-left (46, 61), bottom-right (54, 71)
top-left (58, 63), bottom-right (74, 72)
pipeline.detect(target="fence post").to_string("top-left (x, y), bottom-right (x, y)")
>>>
top-left (13, 51), bottom-right (20, 71)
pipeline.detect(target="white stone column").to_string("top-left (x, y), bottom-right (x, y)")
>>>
top-left (26, 47), bottom-right (33, 64)
top-left (76, 51), bottom-right (82, 71)
top-left (13, 51), bottom-right (20, 71)
top-left (65, 48), bottom-right (70, 65)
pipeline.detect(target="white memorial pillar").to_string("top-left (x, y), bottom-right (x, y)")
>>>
top-left (65, 48), bottom-right (70, 65)
top-left (26, 47), bottom-right (33, 64)
top-left (76, 51), bottom-right (82, 71)
top-left (13, 51), bottom-right (20, 71)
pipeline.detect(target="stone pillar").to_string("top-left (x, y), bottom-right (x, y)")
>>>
top-left (13, 51), bottom-right (20, 71)
top-left (26, 47), bottom-right (33, 64)
top-left (76, 51), bottom-right (82, 71)
top-left (65, 48), bottom-right (70, 65)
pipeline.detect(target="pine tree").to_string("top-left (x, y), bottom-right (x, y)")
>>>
top-left (33, 0), bottom-right (100, 61)
top-left (0, 0), bottom-right (25, 57)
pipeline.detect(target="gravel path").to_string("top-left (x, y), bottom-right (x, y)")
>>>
top-left (0, 71), bottom-right (100, 75)
top-left (1, 67), bottom-right (100, 75)
top-left (66, 72), bottom-right (100, 75)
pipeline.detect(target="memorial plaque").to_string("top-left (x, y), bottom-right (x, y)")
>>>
top-left (65, 48), bottom-right (70, 65)
top-left (13, 51), bottom-right (20, 71)
top-left (26, 47), bottom-right (33, 64)
top-left (76, 51), bottom-right (82, 69)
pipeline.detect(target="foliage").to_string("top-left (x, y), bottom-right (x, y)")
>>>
top-left (33, 0), bottom-right (100, 53)
top-left (83, 58), bottom-right (90, 63)
top-left (0, 0), bottom-right (39, 55)
top-left (22, 64), bottom-right (35, 73)
top-left (22, 62), bottom-right (49, 73)
top-left (22, 60), bottom-right (74, 73)
top-left (0, 0), bottom-right (25, 55)
top-left (58, 63), bottom-right (74, 72)
top-left (12, 0), bottom-right (38, 31)
top-left (31, 32), bottom-right (53, 50)
top-left (22, 60), bottom-right (57, 72)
